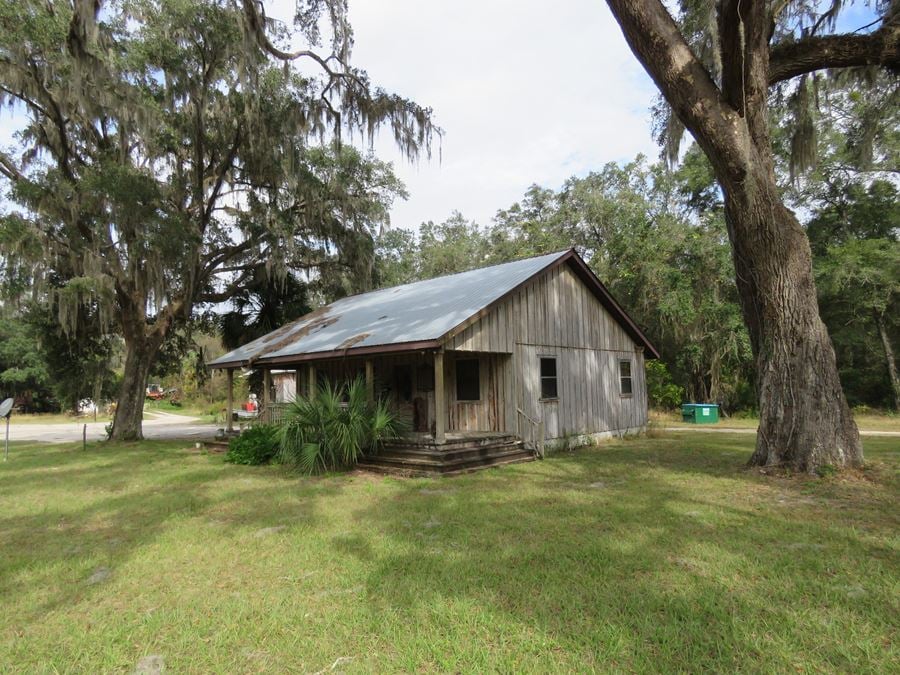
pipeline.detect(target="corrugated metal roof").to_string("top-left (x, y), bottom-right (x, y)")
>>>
top-left (208, 250), bottom-right (570, 367)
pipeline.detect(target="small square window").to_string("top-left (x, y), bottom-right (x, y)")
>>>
top-left (456, 359), bottom-right (480, 401)
top-left (619, 360), bottom-right (633, 396)
top-left (540, 357), bottom-right (558, 399)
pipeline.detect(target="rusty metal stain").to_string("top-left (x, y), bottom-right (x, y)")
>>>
top-left (210, 250), bottom-right (572, 367)
top-left (248, 312), bottom-right (339, 365)
top-left (336, 332), bottom-right (371, 351)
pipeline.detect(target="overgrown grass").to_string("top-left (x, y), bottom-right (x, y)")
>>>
top-left (0, 433), bottom-right (897, 672)
top-left (651, 408), bottom-right (900, 432)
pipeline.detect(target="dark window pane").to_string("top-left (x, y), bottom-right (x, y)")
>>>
top-left (540, 357), bottom-right (557, 377)
top-left (541, 377), bottom-right (558, 399)
top-left (540, 357), bottom-right (558, 399)
top-left (456, 359), bottom-right (480, 401)
top-left (395, 365), bottom-right (413, 402)
top-left (620, 360), bottom-right (633, 395)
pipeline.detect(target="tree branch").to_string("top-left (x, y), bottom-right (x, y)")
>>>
top-left (240, 0), bottom-right (365, 89)
top-left (769, 24), bottom-right (900, 85)
top-left (198, 268), bottom-right (254, 304)
top-left (202, 125), bottom-right (241, 230)
top-left (604, 0), bottom-right (750, 182)
top-left (0, 150), bottom-right (23, 182)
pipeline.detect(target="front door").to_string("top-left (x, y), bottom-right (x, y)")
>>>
top-left (392, 362), bottom-right (432, 433)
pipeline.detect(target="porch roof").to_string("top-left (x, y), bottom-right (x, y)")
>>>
top-left (209, 250), bottom-right (570, 368)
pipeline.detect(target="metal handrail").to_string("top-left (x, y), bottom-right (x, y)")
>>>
top-left (516, 407), bottom-right (545, 459)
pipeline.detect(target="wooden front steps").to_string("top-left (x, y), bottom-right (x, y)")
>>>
top-left (358, 434), bottom-right (536, 476)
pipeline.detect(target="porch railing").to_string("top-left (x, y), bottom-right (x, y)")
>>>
top-left (516, 407), bottom-right (545, 459)
top-left (258, 404), bottom-right (286, 426)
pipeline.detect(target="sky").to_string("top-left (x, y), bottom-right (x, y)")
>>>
top-left (0, 1), bottom-right (660, 232)
top-left (269, 0), bottom-right (660, 231)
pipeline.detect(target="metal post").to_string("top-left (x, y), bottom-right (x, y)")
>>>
top-left (4, 415), bottom-right (8, 461)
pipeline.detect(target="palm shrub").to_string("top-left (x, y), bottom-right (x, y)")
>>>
top-left (277, 377), bottom-right (404, 474)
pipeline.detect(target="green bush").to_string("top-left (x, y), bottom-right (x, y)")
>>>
top-left (646, 360), bottom-right (684, 409)
top-left (277, 378), bottom-right (405, 474)
top-left (224, 424), bottom-right (279, 465)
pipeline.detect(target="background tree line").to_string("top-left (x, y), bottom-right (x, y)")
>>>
top-left (376, 147), bottom-right (898, 413)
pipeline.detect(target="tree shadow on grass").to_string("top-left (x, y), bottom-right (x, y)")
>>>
top-left (0, 442), bottom-right (351, 628)
top-left (343, 445), bottom-right (898, 671)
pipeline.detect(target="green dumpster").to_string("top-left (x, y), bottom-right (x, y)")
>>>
top-left (681, 403), bottom-right (719, 424)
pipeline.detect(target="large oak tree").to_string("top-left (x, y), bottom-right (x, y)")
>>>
top-left (0, 0), bottom-right (434, 440)
top-left (604, 0), bottom-right (899, 472)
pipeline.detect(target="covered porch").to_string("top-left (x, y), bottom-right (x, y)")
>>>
top-left (222, 349), bottom-right (514, 447)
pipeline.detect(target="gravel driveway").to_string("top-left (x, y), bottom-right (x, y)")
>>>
top-left (5, 411), bottom-right (219, 444)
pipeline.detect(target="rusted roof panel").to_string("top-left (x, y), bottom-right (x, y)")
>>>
top-left (208, 250), bottom-right (570, 367)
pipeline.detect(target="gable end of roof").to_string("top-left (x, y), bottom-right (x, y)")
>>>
top-left (438, 249), bottom-right (660, 359)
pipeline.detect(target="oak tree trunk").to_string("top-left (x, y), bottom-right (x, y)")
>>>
top-left (603, 0), bottom-right (869, 473)
top-left (721, 170), bottom-right (862, 471)
top-left (109, 314), bottom-right (165, 442)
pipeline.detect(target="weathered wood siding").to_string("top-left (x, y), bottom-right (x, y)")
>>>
top-left (516, 345), bottom-right (647, 438)
top-left (444, 352), bottom-right (508, 433)
top-left (448, 261), bottom-right (648, 438)
top-left (448, 263), bottom-right (634, 353)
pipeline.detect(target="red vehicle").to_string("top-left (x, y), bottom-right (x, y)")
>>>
top-left (145, 384), bottom-right (166, 401)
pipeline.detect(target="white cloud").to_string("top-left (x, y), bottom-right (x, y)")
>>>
top-left (1, 2), bottom-right (660, 232)
top-left (270, 0), bottom-right (659, 230)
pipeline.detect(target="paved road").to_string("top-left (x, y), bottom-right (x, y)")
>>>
top-left (5, 411), bottom-right (220, 444)
top-left (662, 426), bottom-right (900, 437)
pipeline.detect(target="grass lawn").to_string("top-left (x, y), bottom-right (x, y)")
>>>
top-left (1, 433), bottom-right (897, 672)
top-left (651, 409), bottom-right (900, 432)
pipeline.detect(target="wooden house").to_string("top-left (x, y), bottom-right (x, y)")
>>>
top-left (209, 249), bottom-right (658, 474)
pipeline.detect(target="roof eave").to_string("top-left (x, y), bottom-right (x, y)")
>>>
top-left (249, 339), bottom-right (443, 367)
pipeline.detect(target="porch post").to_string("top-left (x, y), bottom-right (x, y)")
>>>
top-left (308, 364), bottom-right (317, 397)
top-left (434, 350), bottom-right (446, 444)
top-left (365, 359), bottom-right (374, 404)
top-left (262, 369), bottom-right (271, 410)
top-left (295, 367), bottom-right (303, 400)
top-left (225, 368), bottom-right (234, 433)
